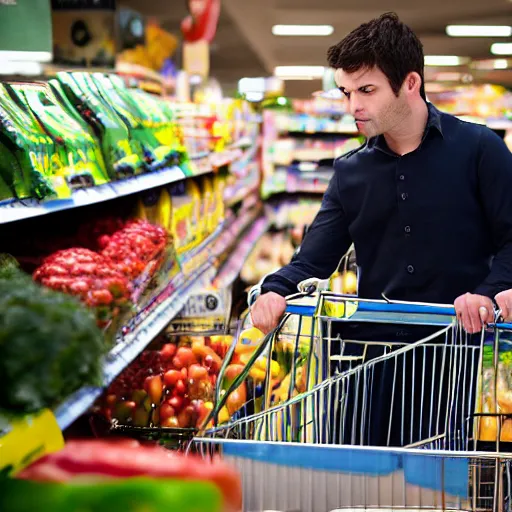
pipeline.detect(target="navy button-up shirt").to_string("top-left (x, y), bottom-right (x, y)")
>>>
top-left (262, 103), bottom-right (512, 305)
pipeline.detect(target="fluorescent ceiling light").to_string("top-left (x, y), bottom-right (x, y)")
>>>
top-left (272, 24), bottom-right (334, 36)
top-left (274, 66), bottom-right (325, 79)
top-left (491, 43), bottom-right (512, 55)
top-left (446, 25), bottom-right (512, 37)
top-left (424, 55), bottom-right (468, 66)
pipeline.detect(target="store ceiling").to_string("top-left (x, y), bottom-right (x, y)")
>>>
top-left (121, 0), bottom-right (512, 97)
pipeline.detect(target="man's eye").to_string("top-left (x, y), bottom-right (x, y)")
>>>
top-left (360, 87), bottom-right (373, 94)
top-left (343, 91), bottom-right (350, 98)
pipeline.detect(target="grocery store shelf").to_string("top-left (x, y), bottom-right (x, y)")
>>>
top-left (261, 168), bottom-right (332, 199)
top-left (225, 182), bottom-right (260, 207)
top-left (213, 216), bottom-right (269, 288)
top-left (0, 166), bottom-right (185, 225)
top-left (0, 140), bottom-right (251, 226)
top-left (54, 258), bottom-right (215, 431)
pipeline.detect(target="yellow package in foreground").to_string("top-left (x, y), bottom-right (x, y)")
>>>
top-left (0, 409), bottom-right (64, 476)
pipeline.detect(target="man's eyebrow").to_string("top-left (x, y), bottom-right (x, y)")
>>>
top-left (338, 84), bottom-right (375, 93)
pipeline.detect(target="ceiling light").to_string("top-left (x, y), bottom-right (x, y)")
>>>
top-left (494, 59), bottom-right (509, 69)
top-left (424, 55), bottom-right (468, 66)
top-left (272, 25), bottom-right (334, 36)
top-left (446, 25), bottom-right (512, 37)
top-left (274, 66), bottom-right (325, 79)
top-left (491, 43), bottom-right (512, 55)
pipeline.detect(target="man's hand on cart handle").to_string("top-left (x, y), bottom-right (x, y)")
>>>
top-left (250, 292), bottom-right (287, 334)
top-left (495, 289), bottom-right (512, 322)
top-left (454, 293), bottom-right (494, 333)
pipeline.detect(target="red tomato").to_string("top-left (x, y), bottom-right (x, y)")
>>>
top-left (226, 383), bottom-right (247, 416)
top-left (168, 396), bottom-right (184, 412)
top-left (171, 356), bottom-right (184, 370)
top-left (176, 346), bottom-right (196, 367)
top-left (180, 367), bottom-right (188, 380)
top-left (191, 343), bottom-right (222, 370)
top-left (163, 369), bottom-right (181, 388)
top-left (177, 408), bottom-right (192, 428)
top-left (188, 364), bottom-right (208, 382)
top-left (225, 364), bottom-right (245, 381)
top-left (159, 403), bottom-right (175, 421)
top-left (175, 379), bottom-right (186, 395)
top-left (160, 343), bottom-right (177, 361)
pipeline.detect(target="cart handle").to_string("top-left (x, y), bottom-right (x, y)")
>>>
top-left (284, 299), bottom-right (456, 318)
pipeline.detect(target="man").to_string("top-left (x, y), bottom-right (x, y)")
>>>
top-left (249, 13), bottom-right (512, 447)
top-left (251, 12), bottom-right (512, 336)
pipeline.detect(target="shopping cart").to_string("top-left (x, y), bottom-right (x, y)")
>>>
top-left (190, 285), bottom-right (512, 512)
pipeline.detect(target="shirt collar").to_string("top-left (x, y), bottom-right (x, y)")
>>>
top-left (426, 102), bottom-right (444, 138)
top-left (371, 101), bottom-right (444, 154)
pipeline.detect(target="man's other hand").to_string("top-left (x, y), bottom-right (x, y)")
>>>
top-left (454, 293), bottom-right (494, 333)
top-left (495, 290), bottom-right (512, 322)
top-left (250, 292), bottom-right (287, 334)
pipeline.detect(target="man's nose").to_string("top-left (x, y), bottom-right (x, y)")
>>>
top-left (349, 95), bottom-right (362, 116)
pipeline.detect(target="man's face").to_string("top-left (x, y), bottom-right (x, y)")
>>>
top-left (334, 66), bottom-right (410, 138)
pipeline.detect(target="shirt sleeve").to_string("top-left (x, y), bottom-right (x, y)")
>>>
top-left (473, 128), bottom-right (512, 298)
top-left (260, 165), bottom-right (353, 297)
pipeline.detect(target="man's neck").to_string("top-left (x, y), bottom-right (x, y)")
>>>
top-left (383, 101), bottom-right (429, 156)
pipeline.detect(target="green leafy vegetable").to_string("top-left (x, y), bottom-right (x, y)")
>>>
top-left (0, 257), bottom-right (105, 414)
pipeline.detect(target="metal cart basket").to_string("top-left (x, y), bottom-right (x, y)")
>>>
top-left (191, 289), bottom-right (512, 512)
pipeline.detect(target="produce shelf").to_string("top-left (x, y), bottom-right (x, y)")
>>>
top-left (53, 216), bottom-right (242, 431)
top-left (54, 258), bottom-right (215, 431)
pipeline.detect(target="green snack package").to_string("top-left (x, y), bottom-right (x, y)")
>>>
top-left (55, 71), bottom-right (147, 180)
top-left (131, 87), bottom-right (188, 157)
top-left (0, 84), bottom-right (59, 200)
top-left (92, 73), bottom-right (182, 171)
top-left (0, 477), bottom-right (223, 512)
top-left (6, 82), bottom-right (109, 190)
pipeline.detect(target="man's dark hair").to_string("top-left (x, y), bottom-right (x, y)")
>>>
top-left (327, 12), bottom-right (426, 100)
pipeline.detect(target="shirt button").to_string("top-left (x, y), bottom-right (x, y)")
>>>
top-left (399, 175), bottom-right (405, 181)
top-left (407, 265), bottom-right (415, 274)
top-left (401, 193), bottom-right (408, 200)
top-left (404, 225), bottom-right (411, 233)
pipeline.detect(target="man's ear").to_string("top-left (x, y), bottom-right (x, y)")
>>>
top-left (404, 72), bottom-right (422, 96)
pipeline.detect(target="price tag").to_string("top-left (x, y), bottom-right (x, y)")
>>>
top-left (0, 409), bottom-right (64, 476)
